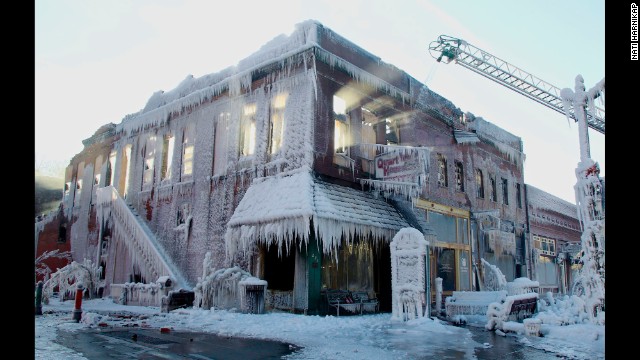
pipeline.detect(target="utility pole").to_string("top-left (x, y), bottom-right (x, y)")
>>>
top-left (560, 75), bottom-right (605, 324)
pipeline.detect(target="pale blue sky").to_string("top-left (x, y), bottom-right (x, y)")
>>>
top-left (35, 0), bottom-right (604, 203)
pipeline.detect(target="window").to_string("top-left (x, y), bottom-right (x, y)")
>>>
top-left (239, 104), bottom-right (256, 157)
top-left (501, 177), bottom-right (509, 205)
top-left (533, 235), bottom-right (556, 256)
top-left (454, 161), bottom-right (464, 192)
top-left (106, 151), bottom-right (116, 187)
top-left (516, 183), bottom-right (522, 208)
top-left (142, 136), bottom-right (156, 189)
top-left (94, 174), bottom-right (101, 186)
top-left (64, 182), bottom-right (71, 196)
top-left (268, 93), bottom-right (287, 154)
top-left (181, 124), bottom-right (195, 179)
top-left (333, 95), bottom-right (350, 154)
top-left (161, 135), bottom-right (175, 181)
top-left (490, 176), bottom-right (497, 202)
top-left (475, 169), bottom-right (484, 198)
top-left (177, 203), bottom-right (191, 226)
top-left (213, 113), bottom-right (230, 175)
top-left (385, 118), bottom-right (399, 145)
top-left (437, 154), bottom-right (448, 187)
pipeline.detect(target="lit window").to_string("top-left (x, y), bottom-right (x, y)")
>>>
top-left (269, 93), bottom-right (287, 154)
top-left (475, 169), bottom-right (484, 198)
top-left (161, 135), bottom-right (175, 181)
top-left (437, 154), bottom-right (448, 187)
top-left (213, 113), bottom-right (230, 175)
top-left (240, 104), bottom-right (256, 157)
top-left (455, 161), bottom-right (464, 192)
top-left (182, 125), bottom-right (195, 178)
top-left (333, 95), bottom-right (350, 155)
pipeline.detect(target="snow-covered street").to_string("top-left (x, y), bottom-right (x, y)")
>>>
top-left (36, 297), bottom-right (604, 359)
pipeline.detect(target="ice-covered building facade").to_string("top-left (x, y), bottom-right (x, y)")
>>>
top-left (525, 185), bottom-right (582, 295)
top-left (35, 20), bottom-right (579, 314)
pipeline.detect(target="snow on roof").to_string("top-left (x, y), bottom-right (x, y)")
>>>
top-left (226, 169), bottom-right (410, 257)
top-left (453, 129), bottom-right (480, 144)
top-left (526, 184), bottom-right (577, 219)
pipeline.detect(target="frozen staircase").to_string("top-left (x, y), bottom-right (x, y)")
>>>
top-left (96, 186), bottom-right (190, 289)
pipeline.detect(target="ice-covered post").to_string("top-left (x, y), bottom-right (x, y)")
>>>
top-left (435, 277), bottom-right (443, 314)
top-left (390, 228), bottom-right (428, 321)
top-left (35, 281), bottom-right (43, 315)
top-left (560, 75), bottom-right (605, 324)
top-left (72, 283), bottom-right (84, 322)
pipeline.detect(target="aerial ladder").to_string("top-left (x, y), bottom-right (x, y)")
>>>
top-left (428, 35), bottom-right (605, 323)
top-left (428, 35), bottom-right (604, 134)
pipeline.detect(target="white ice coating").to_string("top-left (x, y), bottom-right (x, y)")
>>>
top-left (390, 228), bottom-right (428, 321)
top-left (225, 167), bottom-right (410, 260)
top-left (193, 253), bottom-right (260, 311)
top-left (467, 117), bottom-right (526, 167)
top-left (485, 292), bottom-right (539, 331)
top-left (527, 184), bottom-right (578, 219)
top-left (359, 144), bottom-right (430, 200)
top-left (42, 259), bottom-right (103, 303)
top-left (481, 258), bottom-right (507, 291)
top-left (561, 76), bottom-right (605, 325)
top-left (96, 186), bottom-right (189, 289)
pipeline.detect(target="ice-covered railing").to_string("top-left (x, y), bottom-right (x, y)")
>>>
top-left (96, 186), bottom-right (189, 289)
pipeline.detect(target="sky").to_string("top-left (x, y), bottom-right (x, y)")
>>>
top-left (36, 296), bottom-right (605, 359)
top-left (35, 0), bottom-right (605, 203)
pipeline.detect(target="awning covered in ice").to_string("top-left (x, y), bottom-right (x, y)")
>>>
top-left (453, 129), bottom-right (480, 144)
top-left (225, 170), bottom-right (410, 257)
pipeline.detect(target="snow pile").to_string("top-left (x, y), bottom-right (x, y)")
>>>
top-left (390, 228), bottom-right (427, 321)
top-left (43, 259), bottom-right (103, 303)
top-left (535, 292), bottom-right (593, 326)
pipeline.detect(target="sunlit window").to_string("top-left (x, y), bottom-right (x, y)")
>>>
top-left (333, 95), bottom-right (349, 154)
top-left (142, 136), bottom-right (156, 189)
top-left (161, 135), bottom-right (175, 181)
top-left (269, 93), bottom-right (287, 154)
top-left (213, 113), bottom-right (230, 175)
top-left (240, 104), bottom-right (256, 157)
top-left (182, 125), bottom-right (195, 178)
top-left (533, 235), bottom-right (556, 256)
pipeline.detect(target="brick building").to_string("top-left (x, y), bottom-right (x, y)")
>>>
top-left (35, 20), bottom-right (579, 312)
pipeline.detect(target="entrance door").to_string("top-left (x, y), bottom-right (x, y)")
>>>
top-left (437, 248), bottom-right (456, 292)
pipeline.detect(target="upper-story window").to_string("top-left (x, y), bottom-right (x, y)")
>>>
top-left (268, 93), bottom-right (288, 154)
top-left (213, 113), bottom-right (230, 176)
top-left (490, 175), bottom-right (497, 202)
top-left (181, 124), bottom-right (195, 179)
top-left (334, 95), bottom-right (350, 155)
top-left (475, 169), bottom-right (484, 198)
top-left (385, 119), bottom-right (399, 145)
top-left (437, 154), bottom-right (448, 187)
top-left (533, 235), bottom-right (556, 256)
top-left (501, 177), bottom-right (509, 205)
top-left (516, 183), bottom-right (522, 208)
top-left (161, 135), bottom-right (175, 182)
top-left (454, 161), bottom-right (464, 192)
top-left (239, 104), bottom-right (256, 157)
top-left (142, 136), bottom-right (156, 189)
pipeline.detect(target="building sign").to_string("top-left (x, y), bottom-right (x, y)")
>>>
top-left (375, 149), bottom-right (428, 183)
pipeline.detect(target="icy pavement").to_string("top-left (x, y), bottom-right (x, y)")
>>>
top-left (35, 297), bottom-right (604, 359)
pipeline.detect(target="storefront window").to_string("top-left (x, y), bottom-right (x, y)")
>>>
top-left (428, 211), bottom-right (456, 243)
top-left (321, 241), bottom-right (374, 293)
